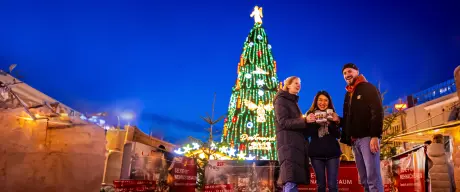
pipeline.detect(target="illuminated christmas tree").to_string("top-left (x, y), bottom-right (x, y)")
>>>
top-left (221, 6), bottom-right (281, 160)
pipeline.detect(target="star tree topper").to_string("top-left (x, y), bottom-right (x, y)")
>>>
top-left (250, 6), bottom-right (263, 24)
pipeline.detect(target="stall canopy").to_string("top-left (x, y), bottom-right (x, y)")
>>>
top-left (390, 120), bottom-right (460, 143)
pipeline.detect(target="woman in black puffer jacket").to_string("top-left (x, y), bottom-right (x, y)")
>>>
top-left (274, 76), bottom-right (312, 192)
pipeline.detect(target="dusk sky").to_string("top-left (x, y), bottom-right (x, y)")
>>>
top-left (1, 0), bottom-right (459, 144)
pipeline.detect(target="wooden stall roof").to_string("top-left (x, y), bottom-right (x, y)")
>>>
top-left (389, 120), bottom-right (460, 143)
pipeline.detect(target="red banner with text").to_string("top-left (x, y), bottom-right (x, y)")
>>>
top-left (204, 184), bottom-right (234, 192)
top-left (298, 162), bottom-right (364, 192)
top-left (204, 160), bottom-right (363, 192)
top-left (113, 180), bottom-right (156, 192)
top-left (391, 147), bottom-right (426, 192)
top-left (380, 159), bottom-right (393, 192)
top-left (170, 156), bottom-right (197, 192)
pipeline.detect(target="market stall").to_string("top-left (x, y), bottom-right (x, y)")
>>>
top-left (388, 120), bottom-right (460, 191)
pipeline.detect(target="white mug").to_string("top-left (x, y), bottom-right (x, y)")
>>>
top-left (326, 109), bottom-right (333, 119)
top-left (315, 110), bottom-right (327, 123)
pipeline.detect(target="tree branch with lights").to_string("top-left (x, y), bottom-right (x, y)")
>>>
top-left (378, 82), bottom-right (405, 160)
top-left (173, 93), bottom-right (236, 190)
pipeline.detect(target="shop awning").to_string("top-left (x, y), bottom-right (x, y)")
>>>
top-left (389, 120), bottom-right (460, 143)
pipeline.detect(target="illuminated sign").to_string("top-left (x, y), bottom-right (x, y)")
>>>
top-left (249, 142), bottom-right (271, 150)
top-left (394, 103), bottom-right (407, 111)
top-left (240, 134), bottom-right (275, 150)
top-left (240, 134), bottom-right (276, 142)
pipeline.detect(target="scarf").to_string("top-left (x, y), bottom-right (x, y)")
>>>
top-left (314, 110), bottom-right (332, 138)
top-left (318, 122), bottom-right (329, 138)
top-left (345, 75), bottom-right (368, 93)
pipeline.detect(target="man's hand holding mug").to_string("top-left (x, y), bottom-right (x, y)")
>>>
top-left (331, 112), bottom-right (340, 123)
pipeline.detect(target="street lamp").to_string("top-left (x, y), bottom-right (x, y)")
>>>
top-left (117, 112), bottom-right (134, 128)
top-left (394, 99), bottom-right (408, 111)
top-left (120, 112), bottom-right (134, 120)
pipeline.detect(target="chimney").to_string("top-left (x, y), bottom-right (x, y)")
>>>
top-left (407, 95), bottom-right (415, 108)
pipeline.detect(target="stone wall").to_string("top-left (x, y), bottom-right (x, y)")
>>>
top-left (103, 150), bottom-right (123, 185)
top-left (103, 129), bottom-right (127, 184)
top-left (0, 108), bottom-right (106, 192)
top-left (102, 126), bottom-right (177, 185)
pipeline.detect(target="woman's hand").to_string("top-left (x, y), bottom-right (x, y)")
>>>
top-left (306, 113), bottom-right (316, 123)
top-left (332, 113), bottom-right (340, 123)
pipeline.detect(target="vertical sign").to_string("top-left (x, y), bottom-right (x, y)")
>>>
top-left (392, 147), bottom-right (426, 191)
top-left (170, 157), bottom-right (197, 192)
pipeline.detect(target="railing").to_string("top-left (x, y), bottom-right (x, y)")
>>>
top-left (413, 78), bottom-right (456, 105)
top-left (385, 78), bottom-right (456, 109)
top-left (402, 111), bottom-right (445, 133)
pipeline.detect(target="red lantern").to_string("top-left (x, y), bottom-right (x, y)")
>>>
top-left (232, 116), bottom-right (237, 123)
top-left (239, 143), bottom-right (246, 151)
top-left (257, 50), bottom-right (262, 57)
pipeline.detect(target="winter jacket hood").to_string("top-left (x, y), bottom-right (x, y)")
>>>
top-left (345, 75), bottom-right (368, 93)
top-left (427, 143), bottom-right (446, 157)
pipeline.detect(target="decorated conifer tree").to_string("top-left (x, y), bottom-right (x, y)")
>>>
top-left (221, 6), bottom-right (281, 160)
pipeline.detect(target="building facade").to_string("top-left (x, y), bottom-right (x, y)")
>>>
top-left (102, 126), bottom-right (176, 184)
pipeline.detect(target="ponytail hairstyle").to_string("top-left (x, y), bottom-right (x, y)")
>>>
top-left (282, 76), bottom-right (300, 92)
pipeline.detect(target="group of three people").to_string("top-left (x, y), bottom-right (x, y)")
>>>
top-left (274, 63), bottom-right (384, 192)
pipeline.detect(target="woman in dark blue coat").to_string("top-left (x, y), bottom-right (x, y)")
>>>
top-left (305, 90), bottom-right (342, 192)
top-left (274, 76), bottom-right (312, 192)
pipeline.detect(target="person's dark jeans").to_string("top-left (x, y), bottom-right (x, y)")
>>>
top-left (311, 157), bottom-right (340, 192)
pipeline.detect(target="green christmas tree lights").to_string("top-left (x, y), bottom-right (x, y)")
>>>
top-left (221, 17), bottom-right (281, 160)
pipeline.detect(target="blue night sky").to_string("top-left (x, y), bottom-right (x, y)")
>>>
top-left (0, 0), bottom-right (459, 144)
